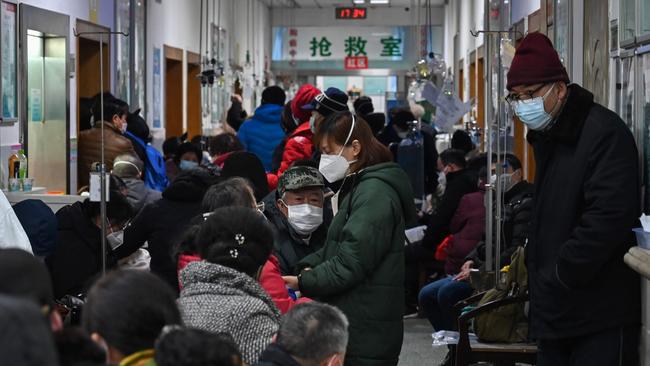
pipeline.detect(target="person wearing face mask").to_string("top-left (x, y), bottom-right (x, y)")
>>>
top-left (302, 87), bottom-right (350, 136)
top-left (78, 96), bottom-right (136, 189)
top-left (282, 111), bottom-right (417, 366)
top-left (507, 33), bottom-right (640, 365)
top-left (112, 153), bottom-right (162, 215)
top-left (402, 149), bottom-right (479, 314)
top-left (462, 154), bottom-right (533, 276)
top-left (46, 175), bottom-right (134, 298)
top-left (272, 84), bottom-right (322, 177)
top-left (263, 165), bottom-right (331, 275)
top-left (172, 142), bottom-right (203, 174)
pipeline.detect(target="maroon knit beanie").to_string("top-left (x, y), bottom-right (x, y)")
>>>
top-left (506, 32), bottom-right (570, 90)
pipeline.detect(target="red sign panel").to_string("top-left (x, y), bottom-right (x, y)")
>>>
top-left (345, 56), bottom-right (368, 70)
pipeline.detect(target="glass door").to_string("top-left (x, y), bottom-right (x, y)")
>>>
top-left (20, 5), bottom-right (70, 193)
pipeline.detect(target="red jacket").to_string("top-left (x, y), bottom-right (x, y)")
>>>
top-left (277, 122), bottom-right (314, 176)
top-left (177, 253), bottom-right (310, 313)
top-left (260, 255), bottom-right (311, 314)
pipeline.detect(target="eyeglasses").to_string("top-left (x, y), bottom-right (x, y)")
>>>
top-left (505, 84), bottom-right (547, 105)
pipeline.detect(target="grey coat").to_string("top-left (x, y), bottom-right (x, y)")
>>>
top-left (179, 261), bottom-right (281, 365)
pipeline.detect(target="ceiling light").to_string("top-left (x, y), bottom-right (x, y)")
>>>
top-left (353, 0), bottom-right (365, 4)
top-left (370, 0), bottom-right (389, 4)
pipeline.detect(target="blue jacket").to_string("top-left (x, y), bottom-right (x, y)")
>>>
top-left (237, 104), bottom-right (286, 172)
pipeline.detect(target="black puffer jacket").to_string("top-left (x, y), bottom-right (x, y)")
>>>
top-left (422, 169), bottom-right (478, 249)
top-left (466, 180), bottom-right (534, 268)
top-left (526, 84), bottom-right (640, 340)
top-left (116, 169), bottom-right (217, 290)
top-left (46, 201), bottom-right (117, 298)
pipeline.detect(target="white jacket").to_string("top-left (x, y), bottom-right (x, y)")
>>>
top-left (0, 191), bottom-right (33, 254)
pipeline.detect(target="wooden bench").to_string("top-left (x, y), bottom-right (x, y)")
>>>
top-left (453, 292), bottom-right (537, 366)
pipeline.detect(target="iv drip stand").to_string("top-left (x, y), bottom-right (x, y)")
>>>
top-left (73, 28), bottom-right (129, 276)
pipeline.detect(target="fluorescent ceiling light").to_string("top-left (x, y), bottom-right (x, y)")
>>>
top-left (353, 0), bottom-right (365, 4)
top-left (370, 0), bottom-right (389, 4)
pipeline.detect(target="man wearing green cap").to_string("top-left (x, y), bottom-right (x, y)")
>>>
top-left (263, 165), bottom-right (331, 275)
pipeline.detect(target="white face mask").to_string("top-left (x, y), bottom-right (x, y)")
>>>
top-left (285, 203), bottom-right (324, 235)
top-left (397, 130), bottom-right (409, 139)
top-left (319, 114), bottom-right (357, 183)
top-left (490, 173), bottom-right (515, 192)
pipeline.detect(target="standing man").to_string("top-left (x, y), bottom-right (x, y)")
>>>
top-left (507, 33), bottom-right (640, 365)
top-left (237, 86), bottom-right (287, 172)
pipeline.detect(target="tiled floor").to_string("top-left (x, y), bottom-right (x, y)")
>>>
top-left (399, 317), bottom-right (448, 366)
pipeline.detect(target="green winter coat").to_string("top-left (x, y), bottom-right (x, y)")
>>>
top-left (298, 162), bottom-right (417, 366)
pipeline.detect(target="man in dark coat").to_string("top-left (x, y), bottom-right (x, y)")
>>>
top-left (46, 178), bottom-right (134, 298)
top-left (507, 33), bottom-right (640, 365)
top-left (262, 166), bottom-right (331, 275)
top-left (115, 168), bottom-right (217, 291)
top-left (255, 303), bottom-right (348, 366)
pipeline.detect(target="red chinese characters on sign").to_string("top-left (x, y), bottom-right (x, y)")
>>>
top-left (289, 28), bottom-right (298, 68)
top-left (345, 56), bottom-right (368, 70)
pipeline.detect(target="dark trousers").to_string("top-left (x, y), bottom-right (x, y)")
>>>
top-left (404, 242), bottom-right (441, 305)
top-left (537, 326), bottom-right (640, 366)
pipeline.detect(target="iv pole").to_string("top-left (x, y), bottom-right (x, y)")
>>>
top-left (470, 27), bottom-right (519, 284)
top-left (73, 28), bottom-right (129, 275)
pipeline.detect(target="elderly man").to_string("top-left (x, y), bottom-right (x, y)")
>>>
top-left (507, 33), bottom-right (640, 365)
top-left (255, 302), bottom-right (349, 366)
top-left (263, 165), bottom-right (331, 275)
top-left (112, 153), bottom-right (161, 214)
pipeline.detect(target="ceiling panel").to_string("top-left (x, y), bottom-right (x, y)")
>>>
top-left (264, 0), bottom-right (445, 8)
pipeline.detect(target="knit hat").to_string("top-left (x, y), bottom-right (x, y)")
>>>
top-left (261, 86), bottom-right (287, 106)
top-left (302, 87), bottom-right (349, 117)
top-left (277, 166), bottom-right (324, 197)
top-left (354, 96), bottom-right (375, 117)
top-left (291, 84), bottom-right (321, 123)
top-left (0, 248), bottom-right (55, 308)
top-left (506, 32), bottom-right (570, 90)
top-left (390, 109), bottom-right (416, 130)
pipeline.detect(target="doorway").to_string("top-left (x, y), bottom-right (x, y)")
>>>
top-left (76, 20), bottom-right (110, 133)
top-left (186, 52), bottom-right (201, 139)
top-left (20, 5), bottom-right (70, 193)
top-left (165, 45), bottom-right (183, 139)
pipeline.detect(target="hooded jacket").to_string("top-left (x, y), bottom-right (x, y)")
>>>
top-left (46, 201), bottom-right (116, 298)
top-left (123, 178), bottom-right (161, 214)
top-left (298, 162), bottom-right (417, 366)
top-left (275, 122), bottom-right (315, 176)
top-left (237, 104), bottom-right (287, 172)
top-left (116, 169), bottom-right (216, 290)
top-left (179, 261), bottom-right (281, 365)
top-left (78, 121), bottom-right (135, 188)
top-left (526, 84), bottom-right (640, 339)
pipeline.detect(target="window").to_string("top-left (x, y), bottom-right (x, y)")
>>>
top-left (115, 0), bottom-right (146, 115)
top-left (1, 1), bottom-right (17, 121)
top-left (620, 0), bottom-right (636, 45)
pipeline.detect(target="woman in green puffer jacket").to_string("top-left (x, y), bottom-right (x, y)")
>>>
top-left (283, 111), bottom-right (417, 366)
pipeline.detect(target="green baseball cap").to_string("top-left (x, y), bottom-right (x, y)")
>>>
top-left (278, 166), bottom-right (325, 197)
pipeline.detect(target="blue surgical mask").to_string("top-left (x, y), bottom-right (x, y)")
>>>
top-left (514, 84), bottom-right (556, 131)
top-left (179, 160), bottom-right (199, 170)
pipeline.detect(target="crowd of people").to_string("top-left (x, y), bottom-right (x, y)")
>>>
top-left (0, 32), bottom-right (643, 366)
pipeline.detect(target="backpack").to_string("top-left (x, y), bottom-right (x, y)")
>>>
top-left (124, 131), bottom-right (169, 191)
top-left (474, 246), bottom-right (528, 343)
